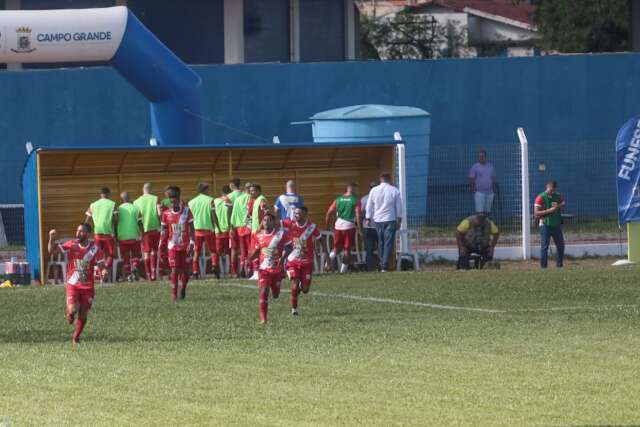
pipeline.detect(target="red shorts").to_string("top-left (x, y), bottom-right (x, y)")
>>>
top-left (194, 230), bottom-right (216, 254)
top-left (216, 235), bottom-right (230, 254)
top-left (142, 230), bottom-right (161, 253)
top-left (287, 262), bottom-right (313, 287)
top-left (94, 234), bottom-right (115, 256)
top-left (230, 228), bottom-right (240, 249)
top-left (168, 249), bottom-right (190, 270)
top-left (119, 240), bottom-right (142, 258)
top-left (66, 285), bottom-right (95, 310)
top-left (334, 228), bottom-right (356, 252)
top-left (258, 269), bottom-right (284, 289)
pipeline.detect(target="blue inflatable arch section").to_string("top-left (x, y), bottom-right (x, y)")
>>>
top-left (0, 7), bottom-right (203, 146)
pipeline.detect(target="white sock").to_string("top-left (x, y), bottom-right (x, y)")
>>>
top-left (329, 251), bottom-right (337, 260)
top-left (340, 264), bottom-right (349, 273)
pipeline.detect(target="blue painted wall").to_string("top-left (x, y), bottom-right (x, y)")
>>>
top-left (2, 54), bottom-right (640, 220)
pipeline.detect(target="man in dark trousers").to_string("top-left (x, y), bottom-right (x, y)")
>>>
top-left (534, 180), bottom-right (566, 268)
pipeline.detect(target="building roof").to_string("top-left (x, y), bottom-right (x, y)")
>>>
top-left (407, 0), bottom-right (537, 29)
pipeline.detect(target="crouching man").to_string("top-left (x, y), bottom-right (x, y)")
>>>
top-left (456, 213), bottom-right (500, 269)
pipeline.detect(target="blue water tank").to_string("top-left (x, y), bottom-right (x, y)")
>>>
top-left (309, 105), bottom-right (430, 219)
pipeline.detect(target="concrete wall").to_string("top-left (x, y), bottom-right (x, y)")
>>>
top-left (1, 54), bottom-right (639, 220)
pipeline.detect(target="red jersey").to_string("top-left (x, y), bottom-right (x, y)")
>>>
top-left (161, 206), bottom-right (194, 251)
top-left (283, 219), bottom-right (320, 265)
top-left (253, 228), bottom-right (290, 273)
top-left (59, 240), bottom-right (105, 289)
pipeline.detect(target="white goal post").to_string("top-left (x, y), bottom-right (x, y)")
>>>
top-left (516, 128), bottom-right (531, 259)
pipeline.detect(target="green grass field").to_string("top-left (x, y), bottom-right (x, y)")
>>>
top-left (1, 264), bottom-right (639, 426)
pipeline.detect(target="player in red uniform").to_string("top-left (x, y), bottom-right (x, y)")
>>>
top-left (48, 224), bottom-right (108, 345)
top-left (160, 186), bottom-right (195, 301)
top-left (283, 206), bottom-right (321, 315)
top-left (248, 213), bottom-right (292, 324)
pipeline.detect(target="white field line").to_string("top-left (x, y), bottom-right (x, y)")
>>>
top-left (86, 281), bottom-right (640, 314)
top-left (219, 282), bottom-right (505, 314)
top-left (512, 304), bottom-right (640, 313)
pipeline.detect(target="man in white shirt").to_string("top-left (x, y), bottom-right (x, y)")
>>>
top-left (365, 173), bottom-right (403, 272)
top-left (360, 181), bottom-right (378, 271)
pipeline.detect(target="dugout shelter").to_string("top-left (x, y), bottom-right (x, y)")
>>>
top-left (23, 141), bottom-right (401, 281)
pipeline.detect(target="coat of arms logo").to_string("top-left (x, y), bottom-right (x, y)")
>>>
top-left (11, 26), bottom-right (36, 53)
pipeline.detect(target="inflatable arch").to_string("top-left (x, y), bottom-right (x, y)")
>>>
top-left (0, 6), bottom-right (203, 146)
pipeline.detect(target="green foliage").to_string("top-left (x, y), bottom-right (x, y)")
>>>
top-left (360, 10), bottom-right (466, 60)
top-left (535, 0), bottom-right (630, 52)
top-left (1, 267), bottom-right (640, 425)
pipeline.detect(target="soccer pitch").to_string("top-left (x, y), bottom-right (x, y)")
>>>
top-left (1, 265), bottom-right (639, 426)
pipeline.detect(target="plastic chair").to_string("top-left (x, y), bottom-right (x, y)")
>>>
top-left (112, 245), bottom-right (123, 282)
top-left (396, 229), bottom-right (420, 272)
top-left (45, 238), bottom-right (72, 284)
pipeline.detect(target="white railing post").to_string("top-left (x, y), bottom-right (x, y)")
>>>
top-left (517, 127), bottom-right (531, 259)
top-left (397, 143), bottom-right (409, 252)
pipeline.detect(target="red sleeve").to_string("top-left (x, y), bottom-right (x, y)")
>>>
top-left (312, 226), bottom-right (321, 240)
top-left (534, 196), bottom-right (544, 207)
top-left (327, 201), bottom-right (336, 213)
top-left (283, 231), bottom-right (292, 246)
top-left (60, 240), bottom-right (74, 251)
top-left (95, 247), bottom-right (105, 264)
top-left (160, 211), bottom-right (167, 224)
top-left (355, 201), bottom-right (362, 212)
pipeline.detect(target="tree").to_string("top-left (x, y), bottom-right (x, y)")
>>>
top-left (535, 0), bottom-right (629, 53)
top-left (360, 10), bottom-right (467, 60)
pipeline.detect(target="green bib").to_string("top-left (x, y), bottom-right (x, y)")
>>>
top-left (228, 190), bottom-right (243, 204)
top-left (90, 198), bottom-right (116, 234)
top-left (230, 192), bottom-right (250, 228)
top-left (336, 194), bottom-right (358, 222)
top-left (189, 194), bottom-right (214, 231)
top-left (133, 194), bottom-right (160, 232)
top-left (117, 203), bottom-right (141, 240)
top-left (214, 197), bottom-right (230, 233)
top-left (539, 191), bottom-right (563, 227)
top-left (251, 195), bottom-right (266, 233)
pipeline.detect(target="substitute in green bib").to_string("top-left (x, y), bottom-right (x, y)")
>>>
top-left (214, 185), bottom-right (233, 277)
top-left (133, 183), bottom-right (161, 281)
top-left (229, 182), bottom-right (252, 278)
top-left (188, 183), bottom-right (219, 278)
top-left (534, 180), bottom-right (566, 269)
top-left (85, 186), bottom-right (117, 274)
top-left (326, 183), bottom-right (362, 273)
top-left (117, 192), bottom-right (142, 282)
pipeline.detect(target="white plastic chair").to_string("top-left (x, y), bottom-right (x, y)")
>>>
top-left (45, 238), bottom-right (72, 284)
top-left (396, 229), bottom-right (420, 272)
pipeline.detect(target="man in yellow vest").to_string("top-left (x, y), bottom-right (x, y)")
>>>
top-left (213, 185), bottom-right (233, 278)
top-left (247, 183), bottom-right (269, 279)
top-left (227, 178), bottom-right (244, 278)
top-left (85, 187), bottom-right (117, 279)
top-left (133, 183), bottom-right (161, 281)
top-left (117, 192), bottom-right (142, 282)
top-left (188, 183), bottom-right (219, 279)
top-left (230, 182), bottom-right (252, 278)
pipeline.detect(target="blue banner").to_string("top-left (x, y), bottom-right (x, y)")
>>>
top-left (616, 115), bottom-right (640, 224)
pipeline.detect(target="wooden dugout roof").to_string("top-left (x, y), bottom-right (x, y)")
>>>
top-left (24, 142), bottom-right (398, 280)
